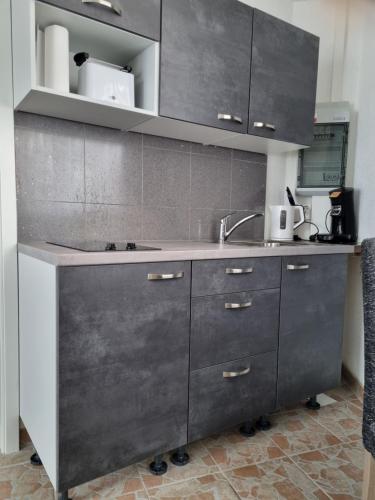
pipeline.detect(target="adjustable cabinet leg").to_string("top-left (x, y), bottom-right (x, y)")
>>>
top-left (239, 421), bottom-right (256, 437)
top-left (56, 491), bottom-right (70, 500)
top-left (149, 454), bottom-right (168, 475)
top-left (30, 452), bottom-right (43, 466)
top-left (306, 395), bottom-right (321, 410)
top-left (170, 446), bottom-right (190, 466)
top-left (256, 415), bottom-right (272, 431)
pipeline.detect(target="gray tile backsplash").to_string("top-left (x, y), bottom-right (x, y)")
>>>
top-left (15, 112), bottom-right (267, 242)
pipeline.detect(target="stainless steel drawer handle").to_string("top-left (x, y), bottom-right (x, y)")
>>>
top-left (218, 113), bottom-right (243, 124)
top-left (82, 0), bottom-right (122, 16)
top-left (287, 264), bottom-right (310, 271)
top-left (225, 301), bottom-right (252, 310)
top-left (254, 121), bottom-right (276, 131)
top-left (223, 367), bottom-right (250, 378)
top-left (225, 267), bottom-right (253, 275)
top-left (147, 272), bottom-right (184, 280)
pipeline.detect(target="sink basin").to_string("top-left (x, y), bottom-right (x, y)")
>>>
top-left (226, 240), bottom-right (298, 247)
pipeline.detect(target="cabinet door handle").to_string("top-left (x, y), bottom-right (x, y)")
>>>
top-left (82, 0), bottom-right (122, 16)
top-left (225, 301), bottom-right (252, 310)
top-left (287, 264), bottom-right (310, 271)
top-left (225, 267), bottom-right (253, 275)
top-left (218, 113), bottom-right (243, 124)
top-left (147, 272), bottom-right (184, 280)
top-left (254, 121), bottom-right (276, 131)
top-left (223, 367), bottom-right (250, 378)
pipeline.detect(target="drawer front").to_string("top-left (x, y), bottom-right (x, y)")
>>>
top-left (191, 289), bottom-right (280, 370)
top-left (58, 262), bottom-right (190, 490)
top-left (41, 0), bottom-right (161, 40)
top-left (189, 351), bottom-right (277, 442)
top-left (192, 257), bottom-right (281, 296)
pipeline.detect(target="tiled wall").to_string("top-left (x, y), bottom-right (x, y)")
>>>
top-left (15, 112), bottom-right (267, 243)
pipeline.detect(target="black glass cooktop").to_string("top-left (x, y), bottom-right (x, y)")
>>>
top-left (47, 241), bottom-right (161, 252)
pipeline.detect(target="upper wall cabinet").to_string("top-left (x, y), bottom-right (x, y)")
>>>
top-left (159, 0), bottom-right (253, 134)
top-left (11, 0), bottom-right (159, 130)
top-left (39, 0), bottom-right (161, 40)
top-left (248, 10), bottom-right (319, 146)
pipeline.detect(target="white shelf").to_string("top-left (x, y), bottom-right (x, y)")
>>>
top-left (16, 86), bottom-right (156, 130)
top-left (12, 0), bottom-right (159, 130)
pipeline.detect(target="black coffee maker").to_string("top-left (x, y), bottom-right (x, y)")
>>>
top-left (317, 187), bottom-right (357, 243)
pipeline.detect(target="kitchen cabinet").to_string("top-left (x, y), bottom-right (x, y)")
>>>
top-left (277, 255), bottom-right (348, 407)
top-left (20, 257), bottom-right (190, 494)
top-left (159, 0), bottom-right (253, 133)
top-left (39, 0), bottom-right (161, 40)
top-left (248, 10), bottom-right (319, 146)
top-left (19, 250), bottom-right (349, 497)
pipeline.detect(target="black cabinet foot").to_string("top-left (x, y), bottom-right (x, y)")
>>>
top-left (239, 422), bottom-right (256, 437)
top-left (30, 452), bottom-right (42, 466)
top-left (256, 416), bottom-right (272, 431)
top-left (306, 396), bottom-right (320, 410)
top-left (149, 455), bottom-right (168, 475)
top-left (56, 491), bottom-right (71, 500)
top-left (170, 446), bottom-right (190, 466)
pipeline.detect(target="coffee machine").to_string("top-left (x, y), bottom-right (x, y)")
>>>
top-left (317, 187), bottom-right (357, 243)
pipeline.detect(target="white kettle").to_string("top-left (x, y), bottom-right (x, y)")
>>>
top-left (270, 205), bottom-right (305, 241)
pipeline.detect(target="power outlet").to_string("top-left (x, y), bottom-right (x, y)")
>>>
top-left (303, 205), bottom-right (311, 220)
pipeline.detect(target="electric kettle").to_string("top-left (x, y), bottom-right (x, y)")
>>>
top-left (270, 205), bottom-right (305, 241)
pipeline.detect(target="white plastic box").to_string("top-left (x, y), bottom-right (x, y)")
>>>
top-left (76, 56), bottom-right (135, 107)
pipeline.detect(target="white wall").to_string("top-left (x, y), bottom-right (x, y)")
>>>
top-left (0, 0), bottom-right (20, 452)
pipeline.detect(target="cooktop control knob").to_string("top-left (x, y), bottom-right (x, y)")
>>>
top-left (105, 242), bottom-right (117, 251)
top-left (126, 242), bottom-right (137, 250)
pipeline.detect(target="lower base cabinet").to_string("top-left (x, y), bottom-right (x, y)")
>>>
top-left (19, 252), bottom-right (348, 496)
top-left (277, 254), bottom-right (348, 407)
top-left (189, 351), bottom-right (277, 442)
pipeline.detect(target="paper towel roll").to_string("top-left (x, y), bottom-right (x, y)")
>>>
top-left (44, 24), bottom-right (69, 93)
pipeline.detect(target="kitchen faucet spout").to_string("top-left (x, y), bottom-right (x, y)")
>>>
top-left (219, 212), bottom-right (264, 243)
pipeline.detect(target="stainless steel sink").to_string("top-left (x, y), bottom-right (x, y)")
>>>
top-left (226, 240), bottom-right (304, 247)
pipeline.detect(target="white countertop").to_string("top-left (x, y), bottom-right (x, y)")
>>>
top-left (18, 240), bottom-right (360, 267)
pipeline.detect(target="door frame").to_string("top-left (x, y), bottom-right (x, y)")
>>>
top-left (0, 0), bottom-right (20, 454)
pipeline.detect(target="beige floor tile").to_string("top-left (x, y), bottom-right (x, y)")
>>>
top-left (268, 409), bottom-right (342, 456)
top-left (0, 463), bottom-right (55, 499)
top-left (225, 456), bottom-right (329, 499)
top-left (291, 440), bottom-right (365, 499)
top-left (205, 429), bottom-right (285, 471)
top-left (147, 472), bottom-right (238, 499)
top-left (326, 384), bottom-right (357, 403)
top-left (0, 443), bottom-right (34, 469)
top-left (307, 401), bottom-right (363, 443)
top-left (138, 441), bottom-right (219, 490)
top-left (71, 464), bottom-right (148, 499)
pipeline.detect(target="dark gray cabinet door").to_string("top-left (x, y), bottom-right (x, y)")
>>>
top-left (277, 255), bottom-right (348, 408)
top-left (191, 289), bottom-right (279, 369)
top-left (160, 0), bottom-right (253, 132)
top-left (40, 0), bottom-right (161, 40)
top-left (57, 262), bottom-right (190, 491)
top-left (189, 351), bottom-right (277, 442)
top-left (248, 10), bottom-right (319, 146)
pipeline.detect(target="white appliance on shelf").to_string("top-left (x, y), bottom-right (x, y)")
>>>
top-left (74, 52), bottom-right (135, 107)
top-left (269, 205), bottom-right (305, 241)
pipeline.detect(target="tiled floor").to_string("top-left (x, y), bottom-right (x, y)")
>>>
top-left (0, 383), bottom-right (364, 499)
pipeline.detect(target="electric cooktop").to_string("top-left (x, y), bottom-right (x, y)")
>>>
top-left (47, 241), bottom-right (161, 252)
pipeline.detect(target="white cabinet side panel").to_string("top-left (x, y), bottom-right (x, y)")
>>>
top-left (19, 254), bottom-right (57, 489)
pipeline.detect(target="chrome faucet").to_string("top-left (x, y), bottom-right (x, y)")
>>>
top-left (219, 212), bottom-right (264, 243)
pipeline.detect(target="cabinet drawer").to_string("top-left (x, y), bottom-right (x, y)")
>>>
top-left (41, 0), bottom-right (161, 40)
top-left (191, 289), bottom-right (279, 370)
top-left (192, 257), bottom-right (281, 296)
top-left (189, 351), bottom-right (277, 442)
